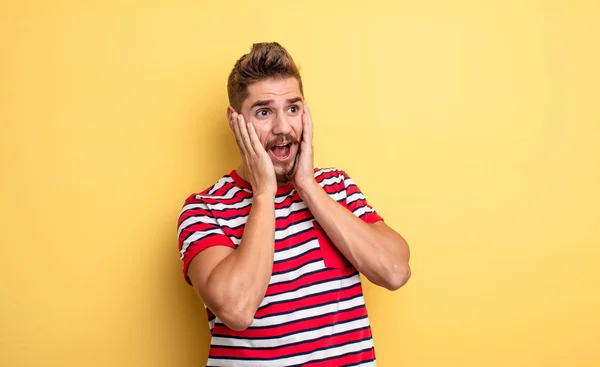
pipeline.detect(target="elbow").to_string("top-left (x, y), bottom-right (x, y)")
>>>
top-left (216, 306), bottom-right (255, 331)
top-left (384, 264), bottom-right (411, 291)
top-left (193, 287), bottom-right (257, 331)
top-left (224, 315), bottom-right (254, 331)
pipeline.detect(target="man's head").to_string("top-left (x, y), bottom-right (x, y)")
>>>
top-left (227, 42), bottom-right (305, 185)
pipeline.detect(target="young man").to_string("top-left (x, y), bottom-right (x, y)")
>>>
top-left (177, 42), bottom-right (411, 366)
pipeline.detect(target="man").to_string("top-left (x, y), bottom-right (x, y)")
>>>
top-left (177, 42), bottom-right (411, 366)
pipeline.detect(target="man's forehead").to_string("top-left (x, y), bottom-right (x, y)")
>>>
top-left (246, 78), bottom-right (302, 102)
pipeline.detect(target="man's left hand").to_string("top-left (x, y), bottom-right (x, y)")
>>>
top-left (293, 101), bottom-right (316, 191)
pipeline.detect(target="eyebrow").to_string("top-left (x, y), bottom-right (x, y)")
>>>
top-left (250, 97), bottom-right (303, 109)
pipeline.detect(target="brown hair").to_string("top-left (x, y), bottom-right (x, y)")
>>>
top-left (227, 42), bottom-right (303, 111)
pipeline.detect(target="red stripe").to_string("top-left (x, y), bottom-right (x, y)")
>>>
top-left (275, 210), bottom-right (312, 230)
top-left (345, 184), bottom-right (362, 197)
top-left (266, 268), bottom-right (354, 296)
top-left (209, 328), bottom-right (372, 359)
top-left (271, 246), bottom-right (321, 275)
top-left (315, 169), bottom-right (341, 182)
top-left (212, 303), bottom-right (368, 339)
top-left (209, 181), bottom-right (237, 196)
top-left (322, 184), bottom-right (343, 194)
top-left (273, 229), bottom-right (316, 252)
top-left (259, 280), bottom-right (363, 316)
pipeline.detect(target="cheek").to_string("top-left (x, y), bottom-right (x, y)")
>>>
top-left (245, 117), bottom-right (269, 145)
top-left (254, 126), bottom-right (270, 147)
top-left (292, 118), bottom-right (304, 138)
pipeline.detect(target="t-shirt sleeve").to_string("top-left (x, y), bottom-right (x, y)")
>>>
top-left (341, 170), bottom-right (384, 224)
top-left (177, 195), bottom-right (235, 285)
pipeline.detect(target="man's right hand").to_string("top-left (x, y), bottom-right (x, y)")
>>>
top-left (229, 111), bottom-right (277, 197)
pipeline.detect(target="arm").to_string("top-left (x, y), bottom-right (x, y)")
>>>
top-left (185, 111), bottom-right (278, 330)
top-left (297, 182), bottom-right (411, 290)
top-left (293, 101), bottom-right (411, 290)
top-left (187, 194), bottom-right (274, 331)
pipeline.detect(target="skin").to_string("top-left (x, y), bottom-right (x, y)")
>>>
top-left (187, 77), bottom-right (411, 331)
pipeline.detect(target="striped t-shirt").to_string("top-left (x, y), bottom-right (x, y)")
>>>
top-left (178, 167), bottom-right (383, 366)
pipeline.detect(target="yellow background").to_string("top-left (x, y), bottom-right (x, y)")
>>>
top-left (1, 1), bottom-right (599, 366)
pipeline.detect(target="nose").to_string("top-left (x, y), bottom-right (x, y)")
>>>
top-left (272, 112), bottom-right (292, 136)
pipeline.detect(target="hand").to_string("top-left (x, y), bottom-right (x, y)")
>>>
top-left (292, 101), bottom-right (316, 191)
top-left (229, 111), bottom-right (277, 198)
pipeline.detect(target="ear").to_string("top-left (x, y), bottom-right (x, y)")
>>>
top-left (226, 106), bottom-right (236, 120)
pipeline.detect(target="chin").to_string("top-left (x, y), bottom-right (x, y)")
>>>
top-left (275, 157), bottom-right (298, 185)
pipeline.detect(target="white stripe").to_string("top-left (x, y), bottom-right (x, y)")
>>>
top-left (350, 361), bottom-right (377, 367)
top-left (274, 219), bottom-right (314, 241)
top-left (177, 215), bottom-right (218, 239)
top-left (346, 192), bottom-right (366, 205)
top-left (275, 200), bottom-right (307, 218)
top-left (314, 167), bottom-right (337, 178)
top-left (252, 294), bottom-right (364, 328)
top-left (213, 215), bottom-right (247, 230)
top-left (204, 190), bottom-right (292, 211)
top-left (353, 206), bottom-right (375, 218)
top-left (225, 218), bottom-right (316, 247)
top-left (179, 202), bottom-right (210, 216)
top-left (319, 175), bottom-right (344, 187)
top-left (206, 338), bottom-right (374, 367)
top-left (344, 177), bottom-right (357, 188)
top-left (211, 316), bottom-right (370, 348)
top-left (182, 227), bottom-right (225, 243)
top-left (328, 191), bottom-right (346, 202)
top-left (269, 260), bottom-right (325, 285)
top-left (274, 238), bottom-right (320, 261)
top-left (207, 176), bottom-right (235, 195)
top-left (198, 185), bottom-right (246, 200)
top-left (258, 275), bottom-right (362, 313)
top-left (205, 197), bottom-right (252, 211)
top-left (274, 192), bottom-right (293, 204)
top-left (180, 228), bottom-right (226, 259)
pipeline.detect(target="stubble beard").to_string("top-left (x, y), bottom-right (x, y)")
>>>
top-left (275, 152), bottom-right (299, 186)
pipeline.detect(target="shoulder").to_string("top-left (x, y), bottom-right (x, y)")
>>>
top-left (313, 167), bottom-right (352, 183)
top-left (313, 167), bottom-right (353, 196)
top-left (183, 173), bottom-right (241, 204)
top-left (179, 172), bottom-right (242, 215)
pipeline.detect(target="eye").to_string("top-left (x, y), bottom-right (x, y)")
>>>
top-left (287, 105), bottom-right (299, 113)
top-left (256, 109), bottom-right (270, 117)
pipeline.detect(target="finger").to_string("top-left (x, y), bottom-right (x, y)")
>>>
top-left (302, 117), bottom-right (313, 154)
top-left (302, 101), bottom-right (314, 143)
top-left (247, 122), bottom-right (266, 155)
top-left (303, 101), bottom-right (314, 140)
top-left (237, 114), bottom-right (254, 156)
top-left (230, 112), bottom-right (248, 156)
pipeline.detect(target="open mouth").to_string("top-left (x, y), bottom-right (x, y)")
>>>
top-left (269, 143), bottom-right (292, 161)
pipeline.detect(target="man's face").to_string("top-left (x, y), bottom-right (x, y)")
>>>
top-left (235, 77), bottom-right (304, 184)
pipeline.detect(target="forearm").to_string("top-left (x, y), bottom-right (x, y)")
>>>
top-left (298, 181), bottom-right (410, 290)
top-left (205, 195), bottom-right (275, 327)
